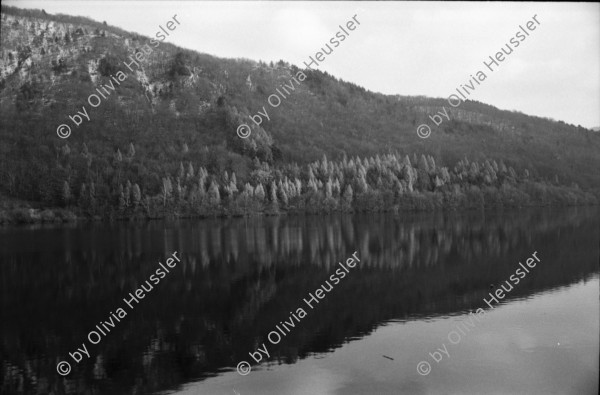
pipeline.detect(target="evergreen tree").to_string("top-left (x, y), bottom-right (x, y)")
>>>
top-left (125, 180), bottom-right (132, 207)
top-left (270, 181), bottom-right (278, 205)
top-left (427, 156), bottom-right (436, 173)
top-left (162, 177), bottom-right (173, 206)
top-left (118, 189), bottom-right (126, 210)
top-left (243, 183), bottom-right (254, 197)
top-left (186, 162), bottom-right (195, 180)
top-left (342, 184), bottom-right (353, 209)
top-left (208, 181), bottom-right (221, 206)
top-left (280, 188), bottom-right (288, 207)
top-left (325, 178), bottom-right (333, 199)
top-left (175, 179), bottom-right (183, 203)
top-left (127, 142), bottom-right (135, 159)
top-left (254, 184), bottom-right (265, 202)
top-left (178, 162), bottom-right (185, 180)
top-left (227, 180), bottom-right (238, 199)
top-left (402, 165), bottom-right (415, 192)
top-left (419, 154), bottom-right (430, 173)
top-left (393, 179), bottom-right (404, 200)
top-left (356, 172), bottom-right (368, 193)
top-left (440, 167), bottom-right (451, 184)
top-left (132, 184), bottom-right (141, 207)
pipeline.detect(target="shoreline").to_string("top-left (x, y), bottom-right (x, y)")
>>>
top-left (1, 200), bottom-right (598, 226)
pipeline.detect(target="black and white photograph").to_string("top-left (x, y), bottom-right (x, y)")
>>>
top-left (0, 1), bottom-right (599, 394)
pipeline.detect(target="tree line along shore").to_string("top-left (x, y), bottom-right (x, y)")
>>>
top-left (1, 149), bottom-right (597, 225)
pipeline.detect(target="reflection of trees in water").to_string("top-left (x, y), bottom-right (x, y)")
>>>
top-left (0, 208), bottom-right (598, 394)
top-left (173, 208), bottom-right (594, 275)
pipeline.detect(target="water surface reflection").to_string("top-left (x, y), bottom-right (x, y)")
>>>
top-left (0, 208), bottom-right (598, 394)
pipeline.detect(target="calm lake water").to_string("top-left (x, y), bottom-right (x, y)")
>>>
top-left (1, 208), bottom-right (598, 395)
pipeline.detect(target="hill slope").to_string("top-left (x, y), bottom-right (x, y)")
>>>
top-left (0, 6), bottom-right (598, 219)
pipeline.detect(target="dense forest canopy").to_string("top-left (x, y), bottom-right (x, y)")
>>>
top-left (0, 5), bottom-right (598, 221)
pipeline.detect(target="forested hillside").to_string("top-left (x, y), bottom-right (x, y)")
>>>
top-left (0, 6), bottom-right (598, 222)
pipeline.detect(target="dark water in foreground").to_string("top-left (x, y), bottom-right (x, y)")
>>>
top-left (0, 208), bottom-right (598, 395)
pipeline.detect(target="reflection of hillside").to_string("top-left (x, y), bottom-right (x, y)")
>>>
top-left (0, 208), bottom-right (598, 394)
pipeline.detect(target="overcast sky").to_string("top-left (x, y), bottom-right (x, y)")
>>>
top-left (6, 1), bottom-right (600, 128)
